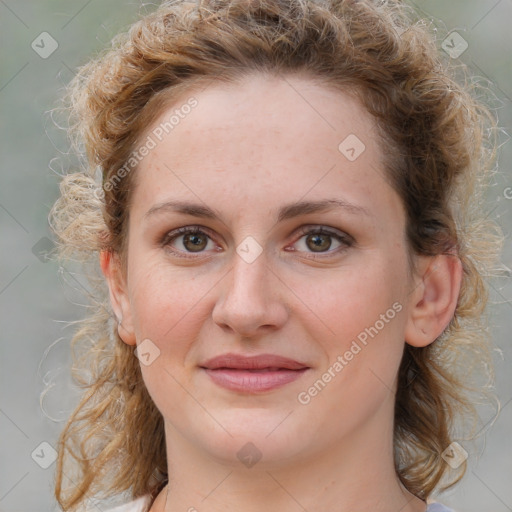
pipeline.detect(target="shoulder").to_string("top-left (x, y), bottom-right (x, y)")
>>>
top-left (84, 495), bottom-right (453, 512)
top-left (427, 502), bottom-right (456, 512)
top-left (87, 495), bottom-right (152, 512)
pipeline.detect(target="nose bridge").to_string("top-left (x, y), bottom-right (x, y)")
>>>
top-left (212, 241), bottom-right (287, 335)
top-left (230, 246), bottom-right (268, 298)
top-left (226, 231), bottom-right (271, 298)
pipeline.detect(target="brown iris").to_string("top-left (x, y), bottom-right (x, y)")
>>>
top-left (306, 233), bottom-right (332, 252)
top-left (183, 232), bottom-right (208, 252)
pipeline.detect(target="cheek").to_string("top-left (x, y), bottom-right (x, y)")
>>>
top-left (127, 258), bottom-right (214, 350)
top-left (294, 261), bottom-right (408, 421)
top-left (127, 261), bottom-right (215, 410)
top-left (294, 258), bottom-right (407, 345)
top-left (292, 256), bottom-right (409, 408)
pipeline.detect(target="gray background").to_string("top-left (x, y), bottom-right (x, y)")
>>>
top-left (0, 1), bottom-right (511, 511)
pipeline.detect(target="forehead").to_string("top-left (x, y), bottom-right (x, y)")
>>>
top-left (130, 73), bottom-right (400, 224)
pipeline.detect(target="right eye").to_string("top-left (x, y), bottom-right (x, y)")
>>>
top-left (160, 226), bottom-right (220, 258)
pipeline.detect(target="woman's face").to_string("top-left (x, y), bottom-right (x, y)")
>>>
top-left (108, 74), bottom-right (422, 467)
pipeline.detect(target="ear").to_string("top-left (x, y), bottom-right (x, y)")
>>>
top-left (99, 250), bottom-right (137, 346)
top-left (404, 253), bottom-right (463, 348)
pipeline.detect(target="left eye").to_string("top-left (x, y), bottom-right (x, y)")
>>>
top-left (291, 226), bottom-right (353, 255)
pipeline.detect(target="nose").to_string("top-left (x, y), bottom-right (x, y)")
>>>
top-left (211, 248), bottom-right (289, 338)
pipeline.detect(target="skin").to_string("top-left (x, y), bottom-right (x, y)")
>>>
top-left (101, 73), bottom-right (462, 512)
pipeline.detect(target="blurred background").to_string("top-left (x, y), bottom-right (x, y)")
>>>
top-left (0, 1), bottom-right (510, 511)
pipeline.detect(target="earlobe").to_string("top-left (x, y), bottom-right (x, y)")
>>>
top-left (99, 250), bottom-right (137, 346)
top-left (404, 253), bottom-right (463, 348)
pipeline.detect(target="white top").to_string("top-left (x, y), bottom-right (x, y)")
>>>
top-left (97, 495), bottom-right (455, 512)
top-left (96, 495), bottom-right (151, 512)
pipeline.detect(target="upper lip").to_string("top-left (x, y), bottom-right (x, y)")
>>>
top-left (200, 353), bottom-right (309, 370)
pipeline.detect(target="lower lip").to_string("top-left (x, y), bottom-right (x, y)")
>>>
top-left (202, 368), bottom-right (309, 392)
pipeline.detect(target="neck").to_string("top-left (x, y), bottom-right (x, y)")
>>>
top-left (152, 395), bottom-right (427, 512)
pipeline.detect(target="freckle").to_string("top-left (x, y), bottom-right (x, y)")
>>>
top-left (323, 479), bottom-right (337, 491)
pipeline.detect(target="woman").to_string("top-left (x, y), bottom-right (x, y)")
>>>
top-left (49, 0), bottom-right (503, 511)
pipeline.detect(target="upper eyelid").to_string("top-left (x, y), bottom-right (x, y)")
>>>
top-left (295, 225), bottom-right (353, 241)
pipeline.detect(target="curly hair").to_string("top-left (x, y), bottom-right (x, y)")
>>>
top-left (49, 0), bottom-right (503, 509)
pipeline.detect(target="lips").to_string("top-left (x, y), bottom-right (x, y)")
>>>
top-left (200, 353), bottom-right (309, 371)
top-left (200, 353), bottom-right (310, 393)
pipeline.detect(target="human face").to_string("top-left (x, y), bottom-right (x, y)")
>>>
top-left (113, 73), bottom-right (415, 467)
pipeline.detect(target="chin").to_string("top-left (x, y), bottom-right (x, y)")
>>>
top-left (191, 412), bottom-right (311, 469)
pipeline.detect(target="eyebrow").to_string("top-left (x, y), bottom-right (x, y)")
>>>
top-left (144, 198), bottom-right (371, 223)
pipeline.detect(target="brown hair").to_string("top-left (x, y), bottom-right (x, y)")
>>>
top-left (49, 0), bottom-right (503, 509)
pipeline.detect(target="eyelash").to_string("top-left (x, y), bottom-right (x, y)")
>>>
top-left (160, 225), bottom-right (354, 261)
